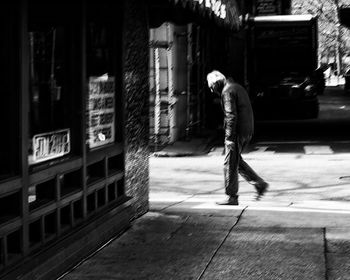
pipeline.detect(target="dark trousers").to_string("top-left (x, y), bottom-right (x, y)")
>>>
top-left (224, 136), bottom-right (264, 197)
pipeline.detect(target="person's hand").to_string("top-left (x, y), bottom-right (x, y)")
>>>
top-left (225, 140), bottom-right (235, 150)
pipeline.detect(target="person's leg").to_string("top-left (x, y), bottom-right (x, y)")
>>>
top-left (238, 137), bottom-right (269, 199)
top-left (223, 143), bottom-right (239, 198)
top-left (216, 144), bottom-right (239, 205)
top-left (238, 155), bottom-right (265, 185)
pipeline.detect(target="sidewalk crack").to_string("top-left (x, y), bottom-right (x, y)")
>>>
top-left (196, 206), bottom-right (248, 280)
top-left (165, 216), bottom-right (190, 240)
top-left (323, 227), bottom-right (329, 280)
top-left (160, 195), bottom-right (196, 211)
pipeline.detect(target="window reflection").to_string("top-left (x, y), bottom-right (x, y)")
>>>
top-left (0, 3), bottom-right (19, 180)
top-left (86, 0), bottom-right (117, 149)
top-left (27, 0), bottom-right (80, 166)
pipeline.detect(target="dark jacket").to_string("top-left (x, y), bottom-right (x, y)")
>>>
top-left (221, 78), bottom-right (254, 141)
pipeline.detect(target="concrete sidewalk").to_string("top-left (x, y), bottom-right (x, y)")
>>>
top-left (59, 196), bottom-right (350, 280)
top-left (152, 130), bottom-right (218, 157)
top-left (153, 138), bottom-right (213, 157)
top-left (60, 148), bottom-right (350, 280)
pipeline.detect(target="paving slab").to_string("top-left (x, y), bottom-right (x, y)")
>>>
top-left (328, 254), bottom-right (350, 280)
top-left (158, 200), bottom-right (245, 217)
top-left (327, 227), bottom-right (350, 253)
top-left (291, 200), bottom-right (350, 212)
top-left (326, 228), bottom-right (350, 280)
top-left (201, 227), bottom-right (325, 280)
top-left (61, 212), bottom-right (238, 280)
top-left (149, 192), bottom-right (193, 211)
top-left (238, 208), bottom-right (350, 228)
top-left (153, 137), bottom-right (213, 157)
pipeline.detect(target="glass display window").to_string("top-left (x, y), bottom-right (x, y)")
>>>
top-left (86, 0), bottom-right (120, 150)
top-left (28, 0), bottom-right (81, 166)
top-left (0, 2), bottom-right (20, 181)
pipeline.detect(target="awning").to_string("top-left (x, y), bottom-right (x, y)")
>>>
top-left (148, 0), bottom-right (242, 31)
top-left (339, 6), bottom-right (350, 28)
top-left (252, 14), bottom-right (314, 23)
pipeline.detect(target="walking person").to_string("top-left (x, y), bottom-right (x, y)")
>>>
top-left (207, 70), bottom-right (268, 205)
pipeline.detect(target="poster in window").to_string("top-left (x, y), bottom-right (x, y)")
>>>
top-left (87, 75), bottom-right (115, 149)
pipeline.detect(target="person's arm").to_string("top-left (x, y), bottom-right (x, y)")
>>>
top-left (222, 87), bottom-right (237, 148)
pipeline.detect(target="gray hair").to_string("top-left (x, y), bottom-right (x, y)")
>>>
top-left (207, 70), bottom-right (226, 88)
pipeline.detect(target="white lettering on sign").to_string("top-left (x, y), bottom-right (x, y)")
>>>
top-left (193, 0), bottom-right (227, 19)
top-left (32, 129), bottom-right (71, 163)
top-left (87, 75), bottom-right (115, 149)
top-left (220, 4), bottom-right (226, 19)
top-left (256, 0), bottom-right (281, 15)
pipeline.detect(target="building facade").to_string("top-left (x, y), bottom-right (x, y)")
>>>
top-left (0, 0), bottom-right (245, 279)
top-left (0, 0), bottom-right (149, 279)
top-left (148, 0), bottom-right (245, 146)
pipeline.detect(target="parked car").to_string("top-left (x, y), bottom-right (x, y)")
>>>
top-left (252, 72), bottom-right (319, 119)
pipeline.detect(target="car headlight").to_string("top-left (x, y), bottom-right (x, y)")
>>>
top-left (304, 85), bottom-right (316, 96)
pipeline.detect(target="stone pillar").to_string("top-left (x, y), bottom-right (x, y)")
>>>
top-left (122, 0), bottom-right (150, 218)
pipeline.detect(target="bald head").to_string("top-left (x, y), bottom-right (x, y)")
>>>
top-left (207, 70), bottom-right (226, 95)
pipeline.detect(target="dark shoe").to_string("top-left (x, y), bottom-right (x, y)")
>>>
top-left (255, 182), bottom-right (269, 200)
top-left (216, 196), bottom-right (238, 205)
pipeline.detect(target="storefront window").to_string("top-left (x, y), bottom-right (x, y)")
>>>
top-left (86, 0), bottom-right (118, 150)
top-left (0, 2), bottom-right (20, 180)
top-left (28, 1), bottom-right (81, 165)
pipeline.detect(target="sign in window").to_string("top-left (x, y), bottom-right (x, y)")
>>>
top-left (86, 75), bottom-right (115, 149)
top-left (29, 129), bottom-right (71, 164)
